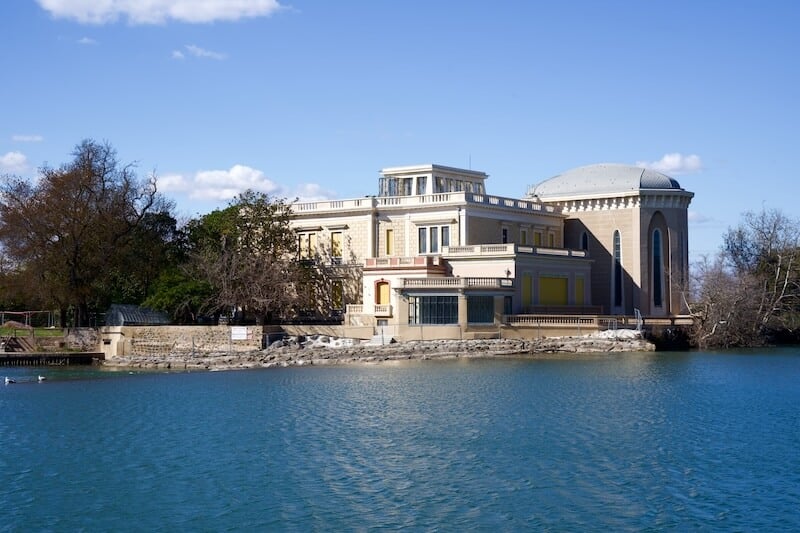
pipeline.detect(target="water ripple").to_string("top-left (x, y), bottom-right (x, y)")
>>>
top-left (1, 351), bottom-right (799, 530)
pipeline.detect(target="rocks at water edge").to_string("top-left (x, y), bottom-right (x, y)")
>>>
top-left (101, 330), bottom-right (655, 371)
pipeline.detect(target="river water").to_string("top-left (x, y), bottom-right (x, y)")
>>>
top-left (2, 349), bottom-right (799, 531)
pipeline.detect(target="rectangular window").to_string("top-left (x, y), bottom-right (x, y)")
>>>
top-left (522, 273), bottom-right (532, 307)
top-left (299, 234), bottom-right (308, 258)
top-left (548, 233), bottom-right (555, 247)
top-left (502, 228), bottom-right (508, 244)
top-left (416, 176), bottom-right (427, 195)
top-left (534, 232), bottom-right (542, 246)
top-left (331, 232), bottom-right (342, 263)
top-left (332, 280), bottom-right (343, 309)
top-left (435, 176), bottom-right (445, 193)
top-left (467, 296), bottom-right (494, 323)
top-left (520, 229), bottom-right (528, 245)
top-left (408, 296), bottom-right (458, 324)
top-left (402, 178), bottom-right (413, 196)
top-left (298, 232), bottom-right (317, 258)
top-left (385, 229), bottom-right (394, 256)
top-left (417, 225), bottom-right (449, 253)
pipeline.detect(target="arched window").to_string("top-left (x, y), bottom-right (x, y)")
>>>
top-left (375, 281), bottom-right (390, 305)
top-left (613, 230), bottom-right (623, 308)
top-left (653, 229), bottom-right (663, 307)
top-left (581, 231), bottom-right (589, 251)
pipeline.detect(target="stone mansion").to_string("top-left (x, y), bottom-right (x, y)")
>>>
top-left (290, 163), bottom-right (693, 340)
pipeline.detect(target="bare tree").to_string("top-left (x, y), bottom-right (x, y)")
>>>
top-left (688, 208), bottom-right (800, 347)
top-left (190, 190), bottom-right (300, 324)
top-left (295, 234), bottom-right (362, 319)
top-left (687, 255), bottom-right (764, 348)
top-left (723, 208), bottom-right (800, 335)
top-left (0, 140), bottom-right (167, 326)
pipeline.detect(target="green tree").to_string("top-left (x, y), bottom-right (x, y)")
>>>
top-left (144, 267), bottom-right (213, 324)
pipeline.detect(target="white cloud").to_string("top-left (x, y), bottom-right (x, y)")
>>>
top-left (688, 211), bottom-right (713, 225)
top-left (77, 36), bottom-right (97, 45)
top-left (193, 165), bottom-right (278, 200)
top-left (158, 165), bottom-right (334, 208)
top-left (0, 151), bottom-right (29, 174)
top-left (11, 134), bottom-right (44, 142)
top-left (171, 49), bottom-right (185, 60)
top-left (636, 153), bottom-right (703, 175)
top-left (292, 183), bottom-right (337, 202)
top-left (184, 44), bottom-right (226, 60)
top-left (36, 0), bottom-right (284, 25)
top-left (156, 173), bottom-right (189, 192)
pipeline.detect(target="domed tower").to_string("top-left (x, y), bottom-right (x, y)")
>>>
top-left (527, 164), bottom-right (694, 316)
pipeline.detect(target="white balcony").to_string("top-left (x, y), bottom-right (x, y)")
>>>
top-left (398, 277), bottom-right (513, 290)
top-left (346, 304), bottom-right (393, 317)
top-left (374, 304), bottom-right (392, 317)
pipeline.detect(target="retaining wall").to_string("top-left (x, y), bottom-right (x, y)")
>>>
top-left (99, 325), bottom-right (269, 359)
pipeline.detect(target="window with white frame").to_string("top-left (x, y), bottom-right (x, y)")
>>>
top-left (417, 225), bottom-right (450, 254)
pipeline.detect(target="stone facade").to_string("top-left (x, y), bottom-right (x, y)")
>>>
top-left (99, 325), bottom-right (265, 359)
top-left (289, 162), bottom-right (693, 340)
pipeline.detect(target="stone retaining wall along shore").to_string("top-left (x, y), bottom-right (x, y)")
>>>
top-left (99, 325), bottom-right (267, 360)
top-left (100, 329), bottom-right (656, 372)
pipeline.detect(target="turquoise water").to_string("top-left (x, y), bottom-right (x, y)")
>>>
top-left (2, 349), bottom-right (799, 531)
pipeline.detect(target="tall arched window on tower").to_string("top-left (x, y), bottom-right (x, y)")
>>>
top-left (652, 229), bottom-right (663, 308)
top-left (581, 231), bottom-right (589, 251)
top-left (613, 230), bottom-right (623, 309)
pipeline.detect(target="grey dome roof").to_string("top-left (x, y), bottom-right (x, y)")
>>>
top-left (528, 163), bottom-right (682, 199)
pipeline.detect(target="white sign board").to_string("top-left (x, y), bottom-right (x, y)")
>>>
top-left (231, 326), bottom-right (249, 341)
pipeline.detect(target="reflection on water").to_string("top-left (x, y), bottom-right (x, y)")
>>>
top-left (1, 349), bottom-right (799, 530)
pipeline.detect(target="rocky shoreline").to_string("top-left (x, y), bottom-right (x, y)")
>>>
top-left (102, 330), bottom-right (656, 372)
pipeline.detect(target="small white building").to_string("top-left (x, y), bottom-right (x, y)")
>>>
top-left (290, 163), bottom-right (692, 340)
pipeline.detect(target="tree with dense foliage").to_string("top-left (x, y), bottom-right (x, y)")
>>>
top-left (0, 140), bottom-right (172, 326)
top-left (143, 267), bottom-right (213, 324)
top-left (186, 190), bottom-right (300, 324)
top-left (688, 208), bottom-right (800, 347)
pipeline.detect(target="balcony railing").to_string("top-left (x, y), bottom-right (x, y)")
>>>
top-left (374, 304), bottom-right (392, 317)
top-left (294, 192), bottom-right (560, 214)
top-left (398, 277), bottom-right (513, 290)
top-left (364, 256), bottom-right (444, 268)
top-left (443, 244), bottom-right (587, 258)
top-left (345, 304), bottom-right (393, 317)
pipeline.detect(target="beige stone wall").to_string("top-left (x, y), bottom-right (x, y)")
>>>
top-left (466, 215), bottom-right (502, 244)
top-left (465, 214), bottom-right (562, 247)
top-left (563, 206), bottom-right (640, 314)
top-left (99, 325), bottom-right (264, 359)
top-left (377, 217), bottom-right (407, 257)
top-left (561, 199), bottom-right (690, 316)
top-left (291, 213), bottom-right (372, 262)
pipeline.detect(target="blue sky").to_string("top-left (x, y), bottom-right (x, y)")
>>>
top-left (1, 1), bottom-right (798, 260)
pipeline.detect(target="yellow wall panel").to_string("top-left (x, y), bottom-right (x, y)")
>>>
top-left (539, 276), bottom-right (568, 306)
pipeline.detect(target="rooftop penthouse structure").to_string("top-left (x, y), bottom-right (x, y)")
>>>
top-left (290, 163), bottom-right (693, 340)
